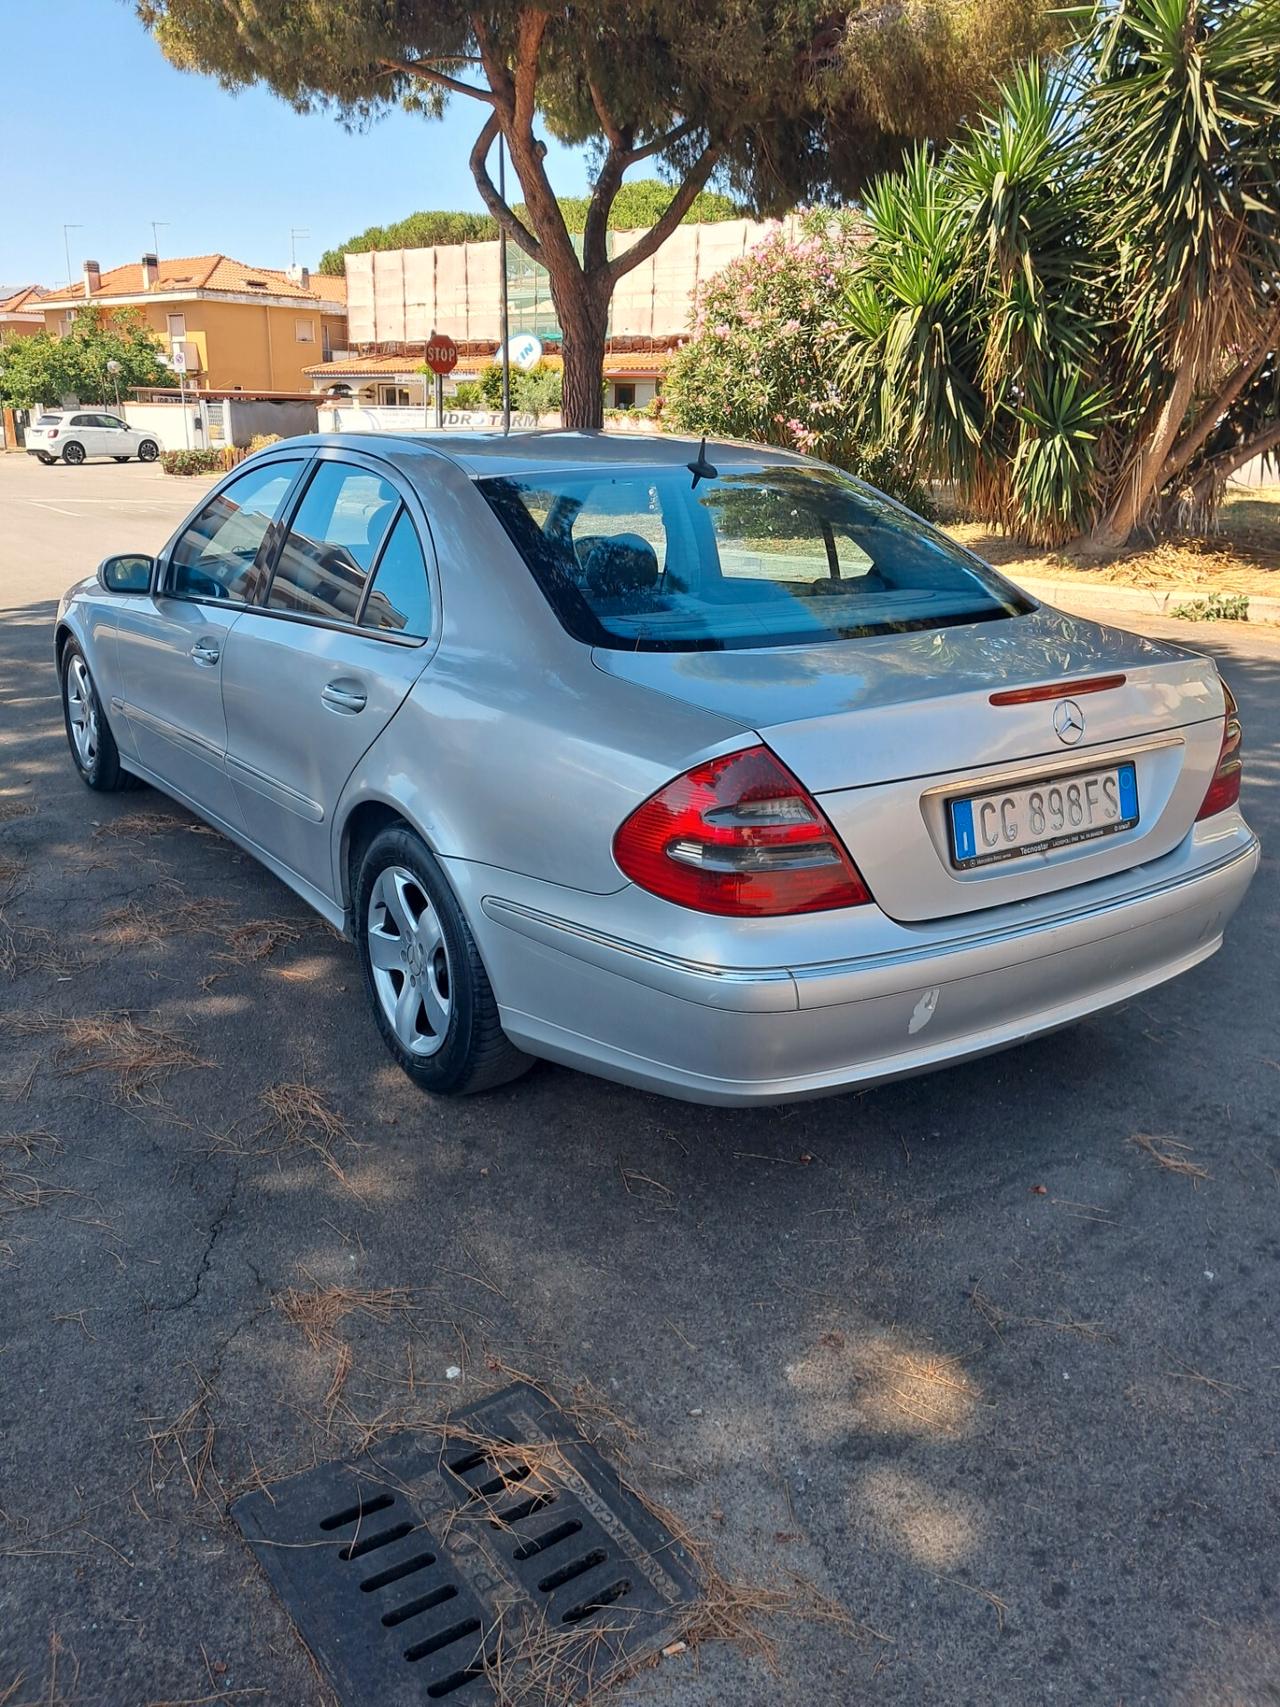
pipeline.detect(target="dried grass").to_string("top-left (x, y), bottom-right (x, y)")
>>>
top-left (0, 1130), bottom-right (61, 1164)
top-left (1131, 1133), bottom-right (1211, 1181)
top-left (145, 1364), bottom-right (224, 1510)
top-left (970, 1282), bottom-right (1110, 1342)
top-left (254, 1081), bottom-right (362, 1193)
top-left (99, 894), bottom-right (232, 951)
top-left (92, 809), bottom-right (183, 841)
top-left (3, 1010), bottom-right (211, 1103)
top-left (0, 919), bottom-right (83, 981)
top-left (276, 1279), bottom-right (417, 1351)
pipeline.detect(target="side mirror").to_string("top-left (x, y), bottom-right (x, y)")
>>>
top-left (98, 553), bottom-right (154, 594)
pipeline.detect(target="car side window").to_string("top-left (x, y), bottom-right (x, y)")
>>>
top-left (360, 509), bottom-right (431, 638)
top-left (268, 462), bottom-right (399, 623)
top-left (102, 416), bottom-right (127, 430)
top-left (168, 460), bottom-right (304, 604)
top-left (70, 414), bottom-right (94, 427)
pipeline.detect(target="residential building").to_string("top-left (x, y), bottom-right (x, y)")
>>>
top-left (33, 254), bottom-right (348, 392)
top-left (0, 284), bottom-right (48, 343)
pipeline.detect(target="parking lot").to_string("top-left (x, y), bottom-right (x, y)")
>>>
top-left (1, 451), bottom-right (1278, 1706)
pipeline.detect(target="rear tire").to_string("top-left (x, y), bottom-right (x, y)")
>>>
top-left (138, 439), bottom-right (159, 463)
top-left (60, 641), bottom-right (138, 792)
top-left (113, 455), bottom-right (129, 463)
top-left (355, 826), bottom-right (531, 1097)
top-left (35, 453), bottom-right (53, 465)
top-left (61, 441), bottom-right (86, 465)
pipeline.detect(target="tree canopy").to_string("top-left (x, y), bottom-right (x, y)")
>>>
top-left (318, 181), bottom-right (742, 273)
top-left (0, 307), bottom-right (169, 411)
top-left (139, 0), bottom-right (1056, 425)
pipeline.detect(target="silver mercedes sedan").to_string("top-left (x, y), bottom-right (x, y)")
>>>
top-left (55, 431), bottom-right (1258, 1104)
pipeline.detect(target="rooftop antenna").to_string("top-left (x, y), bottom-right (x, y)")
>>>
top-left (61, 223), bottom-right (82, 290)
top-left (687, 435), bottom-right (718, 488)
top-left (150, 220), bottom-right (169, 256)
top-left (290, 227), bottom-right (310, 268)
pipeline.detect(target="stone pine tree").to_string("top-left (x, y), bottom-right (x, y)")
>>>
top-left (138, 0), bottom-right (1054, 429)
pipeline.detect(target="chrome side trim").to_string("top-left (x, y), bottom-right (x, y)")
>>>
top-left (226, 754), bottom-right (325, 824)
top-left (121, 699), bottom-right (222, 764)
top-left (480, 896), bottom-right (797, 1013)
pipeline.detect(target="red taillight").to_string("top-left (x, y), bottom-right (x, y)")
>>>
top-left (47, 429), bottom-right (58, 439)
top-left (1196, 682), bottom-right (1243, 821)
top-left (613, 744), bottom-right (872, 916)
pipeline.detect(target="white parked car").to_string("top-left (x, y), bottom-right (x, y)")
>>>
top-left (27, 410), bottom-right (160, 467)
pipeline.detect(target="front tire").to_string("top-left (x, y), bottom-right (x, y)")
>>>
top-left (355, 826), bottom-right (531, 1096)
top-left (138, 439), bottom-right (159, 463)
top-left (60, 642), bottom-right (136, 792)
top-left (61, 441), bottom-right (86, 465)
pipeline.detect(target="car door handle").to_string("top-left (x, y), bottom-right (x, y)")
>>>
top-left (190, 640), bottom-right (221, 666)
top-left (321, 681), bottom-right (367, 714)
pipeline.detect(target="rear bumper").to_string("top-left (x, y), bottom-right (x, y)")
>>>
top-left (448, 820), bottom-right (1259, 1105)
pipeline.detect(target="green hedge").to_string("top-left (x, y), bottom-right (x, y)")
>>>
top-left (161, 448), bottom-right (225, 476)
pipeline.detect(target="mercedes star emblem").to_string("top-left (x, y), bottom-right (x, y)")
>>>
top-left (1052, 699), bottom-right (1086, 745)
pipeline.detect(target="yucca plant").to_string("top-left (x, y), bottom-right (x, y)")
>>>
top-left (839, 0), bottom-right (1280, 548)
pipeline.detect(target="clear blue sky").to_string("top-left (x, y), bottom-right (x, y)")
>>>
top-left (1, 0), bottom-right (591, 290)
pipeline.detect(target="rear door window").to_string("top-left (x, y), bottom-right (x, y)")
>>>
top-left (267, 462), bottom-right (400, 623)
top-left (169, 460), bottom-right (304, 603)
top-left (360, 509), bottom-right (431, 638)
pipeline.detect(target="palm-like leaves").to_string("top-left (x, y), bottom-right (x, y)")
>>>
top-left (839, 0), bottom-right (1280, 546)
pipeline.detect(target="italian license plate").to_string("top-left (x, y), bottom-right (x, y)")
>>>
top-left (949, 762), bottom-right (1139, 869)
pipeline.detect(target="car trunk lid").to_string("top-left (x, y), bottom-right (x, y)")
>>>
top-left (594, 608), bottom-right (1226, 921)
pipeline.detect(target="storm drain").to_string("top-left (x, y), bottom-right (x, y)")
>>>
top-left (232, 1381), bottom-right (701, 1704)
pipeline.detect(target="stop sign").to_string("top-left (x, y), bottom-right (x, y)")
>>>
top-left (424, 331), bottom-right (459, 376)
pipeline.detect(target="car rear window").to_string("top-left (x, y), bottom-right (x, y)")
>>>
top-left (36, 414), bottom-right (62, 425)
top-left (479, 463), bottom-right (1030, 653)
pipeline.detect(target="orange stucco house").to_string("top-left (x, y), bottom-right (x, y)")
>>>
top-left (34, 253), bottom-right (347, 393)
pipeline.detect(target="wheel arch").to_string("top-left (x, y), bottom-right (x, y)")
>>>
top-left (338, 796), bottom-right (441, 927)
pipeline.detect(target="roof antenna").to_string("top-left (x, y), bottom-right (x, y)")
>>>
top-left (687, 435), bottom-right (718, 489)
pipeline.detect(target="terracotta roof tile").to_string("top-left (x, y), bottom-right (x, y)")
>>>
top-left (38, 255), bottom-right (344, 309)
top-left (0, 284), bottom-right (50, 315)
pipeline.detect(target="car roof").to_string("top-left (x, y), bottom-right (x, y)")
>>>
top-left (281, 429), bottom-right (811, 481)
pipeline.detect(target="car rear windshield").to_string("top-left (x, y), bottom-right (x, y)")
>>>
top-left (478, 463), bottom-right (1031, 652)
top-left (35, 414), bottom-right (63, 425)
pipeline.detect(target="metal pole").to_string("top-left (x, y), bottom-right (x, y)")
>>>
top-left (435, 372), bottom-right (444, 430)
top-left (62, 224), bottom-right (82, 290)
top-left (498, 133), bottom-right (511, 435)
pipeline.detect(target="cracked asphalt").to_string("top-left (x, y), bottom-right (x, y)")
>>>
top-left (1, 457), bottom-right (1279, 1707)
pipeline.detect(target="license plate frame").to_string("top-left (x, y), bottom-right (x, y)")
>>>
top-left (949, 761), bottom-right (1139, 870)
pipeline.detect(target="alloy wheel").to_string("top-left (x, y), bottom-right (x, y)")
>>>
top-left (66, 656), bottom-right (99, 771)
top-left (366, 865), bottom-right (452, 1056)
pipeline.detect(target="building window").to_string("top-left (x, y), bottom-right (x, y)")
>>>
top-left (295, 318), bottom-right (315, 343)
top-left (322, 321), bottom-right (333, 360)
top-left (379, 385), bottom-right (410, 407)
top-left (167, 313), bottom-right (187, 341)
top-left (612, 382), bottom-right (636, 410)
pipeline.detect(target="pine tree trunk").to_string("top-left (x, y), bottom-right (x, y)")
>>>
top-left (550, 270), bottom-right (610, 430)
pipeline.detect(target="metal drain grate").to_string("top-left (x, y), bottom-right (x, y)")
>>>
top-left (232, 1381), bottom-right (700, 1704)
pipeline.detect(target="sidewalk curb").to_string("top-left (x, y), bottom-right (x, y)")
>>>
top-left (1008, 573), bottom-right (1280, 627)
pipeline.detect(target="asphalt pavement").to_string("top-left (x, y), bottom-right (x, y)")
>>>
top-left (1, 454), bottom-right (1278, 1706)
